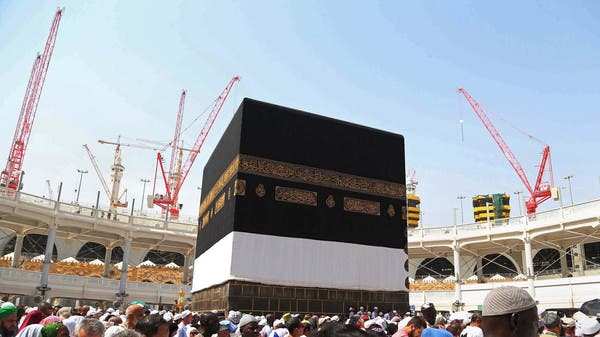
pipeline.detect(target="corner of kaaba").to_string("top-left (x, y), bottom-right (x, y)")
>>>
top-left (191, 98), bottom-right (409, 316)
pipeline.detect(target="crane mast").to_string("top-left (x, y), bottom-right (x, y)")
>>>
top-left (168, 91), bottom-right (186, 210)
top-left (457, 87), bottom-right (553, 214)
top-left (152, 76), bottom-right (239, 216)
top-left (1, 9), bottom-right (63, 191)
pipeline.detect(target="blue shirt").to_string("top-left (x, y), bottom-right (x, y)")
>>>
top-left (422, 327), bottom-right (452, 337)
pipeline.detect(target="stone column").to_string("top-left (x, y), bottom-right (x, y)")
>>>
top-left (39, 222), bottom-right (57, 296)
top-left (103, 246), bottom-right (113, 278)
top-left (453, 246), bottom-right (462, 306)
top-left (182, 253), bottom-right (190, 284)
top-left (11, 234), bottom-right (24, 269)
top-left (523, 237), bottom-right (536, 299)
top-left (118, 236), bottom-right (132, 297)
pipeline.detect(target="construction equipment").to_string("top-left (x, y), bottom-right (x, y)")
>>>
top-left (152, 76), bottom-right (240, 216)
top-left (1, 9), bottom-right (63, 191)
top-left (406, 169), bottom-right (421, 227)
top-left (458, 87), bottom-right (554, 214)
top-left (83, 144), bottom-right (128, 213)
top-left (472, 193), bottom-right (511, 222)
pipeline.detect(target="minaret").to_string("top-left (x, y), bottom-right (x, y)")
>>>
top-left (110, 144), bottom-right (126, 213)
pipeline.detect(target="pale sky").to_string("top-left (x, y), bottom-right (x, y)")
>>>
top-left (1, 1), bottom-right (599, 226)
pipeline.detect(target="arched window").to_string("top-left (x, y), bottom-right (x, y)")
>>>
top-left (6, 234), bottom-right (58, 260)
top-left (415, 257), bottom-right (454, 278)
top-left (474, 254), bottom-right (518, 276)
top-left (76, 242), bottom-right (106, 263)
top-left (143, 250), bottom-right (184, 266)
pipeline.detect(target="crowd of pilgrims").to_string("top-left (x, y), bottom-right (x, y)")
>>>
top-left (1, 287), bottom-right (599, 337)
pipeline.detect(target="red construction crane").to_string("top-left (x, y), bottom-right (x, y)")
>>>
top-left (458, 87), bottom-right (554, 214)
top-left (167, 90), bottom-right (186, 208)
top-left (1, 9), bottom-right (63, 191)
top-left (152, 76), bottom-right (240, 216)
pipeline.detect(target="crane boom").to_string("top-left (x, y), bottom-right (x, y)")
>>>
top-left (98, 139), bottom-right (162, 151)
top-left (152, 76), bottom-right (239, 216)
top-left (83, 144), bottom-right (111, 201)
top-left (458, 87), bottom-right (533, 195)
top-left (1, 9), bottom-right (63, 190)
top-left (458, 87), bottom-right (553, 214)
top-left (172, 76), bottom-right (239, 203)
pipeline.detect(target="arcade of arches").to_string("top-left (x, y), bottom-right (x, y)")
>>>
top-left (0, 233), bottom-right (190, 285)
top-left (412, 244), bottom-right (600, 281)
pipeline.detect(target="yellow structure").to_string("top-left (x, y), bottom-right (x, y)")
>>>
top-left (407, 195), bottom-right (421, 227)
top-left (472, 193), bottom-right (510, 222)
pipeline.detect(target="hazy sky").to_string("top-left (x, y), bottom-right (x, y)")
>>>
top-left (1, 1), bottom-right (599, 226)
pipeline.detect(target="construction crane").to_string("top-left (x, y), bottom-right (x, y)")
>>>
top-left (83, 144), bottom-right (128, 214)
top-left (165, 90), bottom-right (186, 213)
top-left (152, 76), bottom-right (240, 216)
top-left (1, 9), bottom-right (63, 191)
top-left (406, 169), bottom-right (418, 195)
top-left (457, 87), bottom-right (554, 214)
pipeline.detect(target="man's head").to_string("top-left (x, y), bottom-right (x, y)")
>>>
top-left (57, 307), bottom-right (72, 319)
top-left (81, 306), bottom-right (91, 317)
top-left (75, 318), bottom-right (106, 337)
top-left (73, 306), bottom-right (82, 316)
top-left (403, 316), bottom-right (426, 337)
top-left (542, 312), bottom-right (562, 335)
top-left (266, 314), bottom-right (275, 326)
top-left (580, 318), bottom-right (600, 337)
top-left (420, 303), bottom-right (436, 326)
top-left (198, 313), bottom-right (219, 337)
top-left (481, 286), bottom-right (538, 337)
top-left (218, 320), bottom-right (235, 337)
top-left (286, 317), bottom-right (304, 337)
top-left (43, 322), bottom-right (70, 337)
top-left (135, 313), bottom-right (169, 337)
top-left (469, 313), bottom-right (482, 327)
top-left (180, 310), bottom-right (192, 325)
top-left (0, 304), bottom-right (18, 333)
top-left (238, 315), bottom-right (259, 337)
top-left (40, 303), bottom-right (54, 316)
top-left (126, 305), bottom-right (146, 329)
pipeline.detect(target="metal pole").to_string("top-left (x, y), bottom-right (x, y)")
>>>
top-left (457, 196), bottom-right (465, 224)
top-left (95, 191), bottom-right (100, 217)
top-left (514, 191), bottom-right (523, 216)
top-left (140, 179), bottom-right (150, 212)
top-left (453, 208), bottom-right (458, 226)
top-left (75, 169), bottom-right (88, 204)
top-left (564, 175), bottom-right (574, 206)
top-left (486, 202), bottom-right (491, 224)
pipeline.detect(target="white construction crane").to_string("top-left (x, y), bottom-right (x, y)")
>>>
top-left (83, 144), bottom-right (128, 214)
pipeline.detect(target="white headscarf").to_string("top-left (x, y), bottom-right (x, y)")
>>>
top-left (62, 315), bottom-right (84, 337)
top-left (15, 324), bottom-right (44, 337)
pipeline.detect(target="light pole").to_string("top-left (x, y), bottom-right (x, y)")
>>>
top-left (75, 169), bottom-right (88, 204)
top-left (453, 207), bottom-right (458, 227)
top-left (514, 191), bottom-right (523, 216)
top-left (486, 202), bottom-right (491, 225)
top-left (457, 196), bottom-right (466, 224)
top-left (140, 179), bottom-right (150, 212)
top-left (564, 175), bottom-right (574, 206)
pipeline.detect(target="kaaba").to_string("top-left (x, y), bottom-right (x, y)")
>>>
top-left (191, 98), bottom-right (409, 315)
